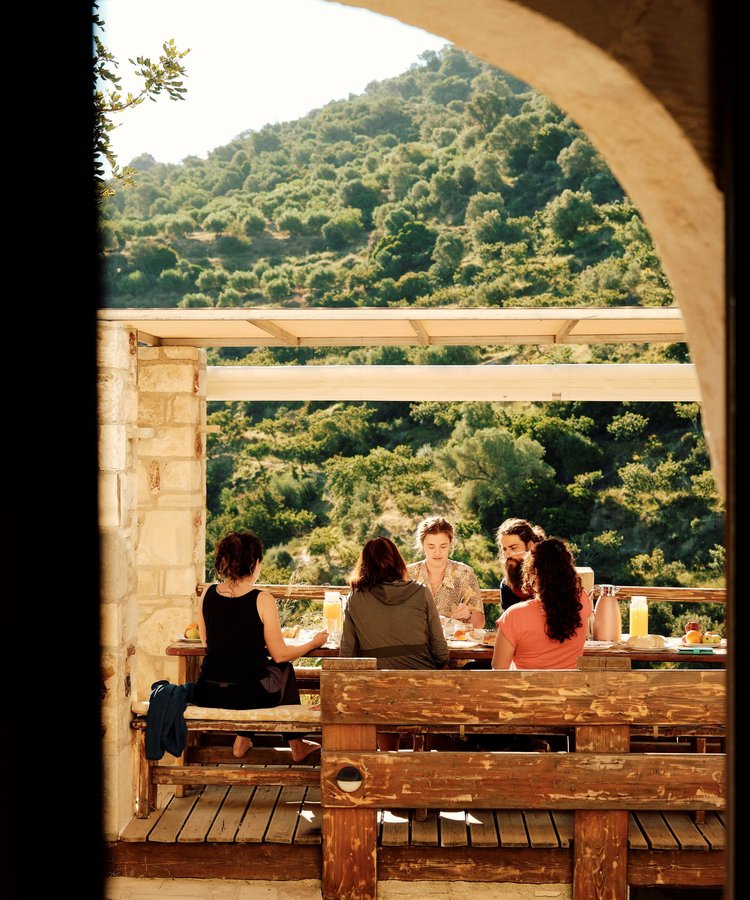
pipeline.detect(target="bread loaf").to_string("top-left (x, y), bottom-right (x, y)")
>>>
top-left (626, 634), bottom-right (665, 649)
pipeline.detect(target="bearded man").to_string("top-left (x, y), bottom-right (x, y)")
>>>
top-left (495, 518), bottom-right (546, 611)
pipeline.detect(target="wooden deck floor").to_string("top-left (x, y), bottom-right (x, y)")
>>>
top-left (119, 774), bottom-right (726, 852)
top-left (108, 766), bottom-right (726, 886)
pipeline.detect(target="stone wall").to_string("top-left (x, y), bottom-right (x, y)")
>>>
top-left (99, 321), bottom-right (140, 839)
top-left (135, 346), bottom-right (207, 702)
top-left (99, 328), bottom-right (207, 838)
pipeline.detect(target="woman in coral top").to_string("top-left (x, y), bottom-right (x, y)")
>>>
top-left (492, 537), bottom-right (592, 670)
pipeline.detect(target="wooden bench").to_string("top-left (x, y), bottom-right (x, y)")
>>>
top-left (318, 659), bottom-right (726, 899)
top-left (130, 700), bottom-right (322, 818)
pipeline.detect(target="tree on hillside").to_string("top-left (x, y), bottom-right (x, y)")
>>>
top-left (93, 2), bottom-right (190, 201)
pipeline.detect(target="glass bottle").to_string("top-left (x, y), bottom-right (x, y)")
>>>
top-left (629, 595), bottom-right (649, 637)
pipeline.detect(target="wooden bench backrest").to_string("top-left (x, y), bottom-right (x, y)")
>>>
top-left (319, 664), bottom-right (726, 727)
top-left (319, 661), bottom-right (726, 812)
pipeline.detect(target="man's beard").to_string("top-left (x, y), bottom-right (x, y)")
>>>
top-left (504, 557), bottom-right (525, 592)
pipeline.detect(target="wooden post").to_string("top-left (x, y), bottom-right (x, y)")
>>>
top-left (321, 658), bottom-right (378, 900)
top-left (134, 726), bottom-right (154, 818)
top-left (573, 724), bottom-right (630, 900)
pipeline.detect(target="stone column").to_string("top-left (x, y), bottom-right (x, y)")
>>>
top-left (135, 346), bottom-right (207, 700)
top-left (99, 321), bottom-right (140, 840)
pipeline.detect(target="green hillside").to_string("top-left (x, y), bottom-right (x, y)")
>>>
top-left (99, 47), bottom-right (725, 636)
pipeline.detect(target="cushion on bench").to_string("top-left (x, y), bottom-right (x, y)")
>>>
top-left (131, 700), bottom-right (320, 723)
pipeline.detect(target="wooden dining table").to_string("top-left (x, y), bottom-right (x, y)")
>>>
top-left (165, 633), bottom-right (726, 683)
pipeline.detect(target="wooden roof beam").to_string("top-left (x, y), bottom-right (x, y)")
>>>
top-left (206, 363), bottom-right (700, 402)
top-left (246, 319), bottom-right (299, 346)
top-left (409, 319), bottom-right (431, 344)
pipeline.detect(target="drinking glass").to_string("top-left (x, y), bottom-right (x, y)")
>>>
top-left (323, 591), bottom-right (342, 645)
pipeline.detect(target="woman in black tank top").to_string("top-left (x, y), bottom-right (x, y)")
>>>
top-left (192, 530), bottom-right (328, 760)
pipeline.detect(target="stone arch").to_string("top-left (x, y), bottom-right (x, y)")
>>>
top-left (336, 0), bottom-right (725, 495)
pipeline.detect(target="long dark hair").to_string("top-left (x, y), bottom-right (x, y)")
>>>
top-left (349, 537), bottom-right (408, 591)
top-left (214, 530), bottom-right (264, 581)
top-left (522, 537), bottom-right (583, 642)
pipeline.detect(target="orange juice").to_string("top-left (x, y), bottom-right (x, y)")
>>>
top-left (323, 592), bottom-right (342, 631)
top-left (629, 596), bottom-right (648, 637)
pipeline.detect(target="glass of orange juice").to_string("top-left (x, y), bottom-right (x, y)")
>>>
top-left (629, 595), bottom-right (649, 637)
top-left (323, 591), bottom-right (342, 641)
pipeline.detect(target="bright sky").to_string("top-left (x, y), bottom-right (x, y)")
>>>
top-left (97, 0), bottom-right (449, 168)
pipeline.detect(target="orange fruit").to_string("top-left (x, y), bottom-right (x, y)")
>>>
top-left (684, 629), bottom-right (702, 644)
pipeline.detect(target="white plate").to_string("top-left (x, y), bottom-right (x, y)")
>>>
top-left (448, 639), bottom-right (480, 649)
top-left (679, 639), bottom-right (724, 648)
top-left (585, 640), bottom-right (616, 649)
top-left (176, 635), bottom-right (203, 642)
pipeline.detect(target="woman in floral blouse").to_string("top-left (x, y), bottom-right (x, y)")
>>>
top-left (406, 516), bottom-right (486, 629)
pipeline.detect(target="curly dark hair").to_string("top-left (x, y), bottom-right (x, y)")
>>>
top-left (522, 537), bottom-right (583, 642)
top-left (214, 530), bottom-right (264, 581)
top-left (349, 537), bottom-right (408, 591)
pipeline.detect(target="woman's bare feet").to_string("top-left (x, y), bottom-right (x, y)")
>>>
top-left (232, 735), bottom-right (253, 758)
top-left (289, 738), bottom-right (321, 763)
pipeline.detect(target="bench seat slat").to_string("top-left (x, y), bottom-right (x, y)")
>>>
top-left (131, 700), bottom-right (320, 723)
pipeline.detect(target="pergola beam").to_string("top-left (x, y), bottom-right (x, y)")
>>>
top-left (98, 307), bottom-right (688, 348)
top-left (207, 364), bottom-right (699, 402)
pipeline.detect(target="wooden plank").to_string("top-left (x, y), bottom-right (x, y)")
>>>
top-left (496, 810), bottom-right (529, 847)
top-left (235, 783), bottom-right (282, 843)
top-left (466, 808), bottom-right (499, 847)
top-left (178, 785), bottom-right (229, 842)
top-left (207, 363), bottom-right (701, 403)
top-left (295, 786), bottom-right (322, 845)
top-left (378, 846), bottom-right (572, 883)
top-left (628, 812), bottom-right (649, 849)
top-left (694, 811), bottom-right (726, 849)
top-left (151, 764), bottom-right (319, 787)
top-left (197, 581), bottom-right (725, 606)
top-left (321, 750), bottom-right (725, 810)
top-left (662, 811), bottom-right (710, 849)
top-left (147, 794), bottom-right (198, 843)
top-left (265, 785), bottom-right (307, 844)
top-left (134, 728), bottom-right (152, 819)
top-left (320, 669), bottom-right (726, 726)
top-left (107, 841), bottom-right (322, 880)
top-left (628, 849), bottom-right (726, 886)
top-left (573, 724), bottom-right (629, 900)
top-left (206, 785), bottom-right (253, 842)
top-left (381, 809), bottom-right (410, 846)
top-left (410, 808), bottom-right (439, 846)
top-left (552, 810), bottom-right (573, 848)
top-left (524, 811), bottom-right (559, 848)
top-left (439, 810), bottom-right (468, 847)
top-left (636, 812), bottom-right (679, 849)
top-left (119, 806), bottom-right (166, 842)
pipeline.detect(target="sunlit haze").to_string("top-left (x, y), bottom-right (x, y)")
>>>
top-left (98, 0), bottom-right (448, 169)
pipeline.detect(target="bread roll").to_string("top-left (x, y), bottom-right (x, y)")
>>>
top-left (281, 625), bottom-right (300, 639)
top-left (626, 634), bottom-right (665, 649)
